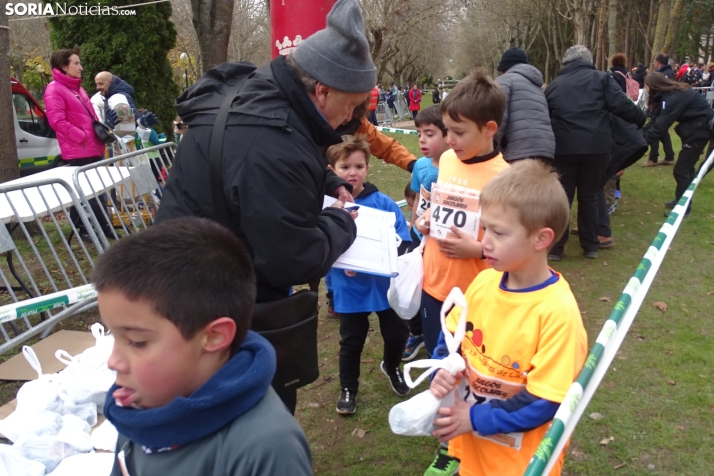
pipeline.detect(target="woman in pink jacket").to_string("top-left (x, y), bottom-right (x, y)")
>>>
top-left (408, 84), bottom-right (422, 119)
top-left (44, 47), bottom-right (113, 238)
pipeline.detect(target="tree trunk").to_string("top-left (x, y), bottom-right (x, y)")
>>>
top-left (590, 6), bottom-right (598, 50)
top-left (191, 0), bottom-right (235, 71)
top-left (0, 3), bottom-right (20, 183)
top-left (608, 0), bottom-right (619, 56)
top-left (595, 0), bottom-right (606, 70)
top-left (623, 8), bottom-right (631, 62)
top-left (651, 0), bottom-right (671, 67)
top-left (573, 0), bottom-right (595, 47)
top-left (662, 0), bottom-right (684, 57)
top-left (644, 0), bottom-right (656, 66)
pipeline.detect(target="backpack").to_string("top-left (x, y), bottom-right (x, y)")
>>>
top-left (615, 70), bottom-right (639, 101)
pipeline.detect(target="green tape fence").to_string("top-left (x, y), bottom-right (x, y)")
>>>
top-left (524, 151), bottom-right (714, 475)
top-left (375, 126), bottom-right (418, 135)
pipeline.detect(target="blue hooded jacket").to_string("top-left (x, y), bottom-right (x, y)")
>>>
top-left (106, 75), bottom-right (137, 114)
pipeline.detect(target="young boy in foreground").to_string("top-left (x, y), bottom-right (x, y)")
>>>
top-left (326, 135), bottom-right (412, 415)
top-left (414, 69), bottom-right (510, 476)
top-left (94, 217), bottom-right (313, 476)
top-left (430, 160), bottom-right (588, 476)
top-left (402, 105), bottom-right (450, 363)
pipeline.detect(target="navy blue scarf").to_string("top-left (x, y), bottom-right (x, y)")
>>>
top-left (104, 331), bottom-right (275, 450)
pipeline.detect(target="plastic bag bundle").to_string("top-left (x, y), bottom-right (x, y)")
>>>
top-left (388, 287), bottom-right (468, 436)
top-left (0, 444), bottom-right (45, 476)
top-left (387, 236), bottom-right (428, 319)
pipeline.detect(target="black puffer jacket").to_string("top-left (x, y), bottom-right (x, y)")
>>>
top-left (545, 60), bottom-right (646, 155)
top-left (607, 66), bottom-right (648, 178)
top-left (156, 57), bottom-right (357, 302)
top-left (656, 64), bottom-right (677, 80)
top-left (632, 64), bottom-right (647, 88)
top-left (643, 88), bottom-right (713, 145)
top-left (495, 63), bottom-right (555, 161)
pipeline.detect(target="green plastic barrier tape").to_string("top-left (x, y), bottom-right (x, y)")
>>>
top-left (0, 284), bottom-right (96, 324)
top-left (524, 151), bottom-right (714, 476)
top-left (375, 126), bottom-right (418, 135)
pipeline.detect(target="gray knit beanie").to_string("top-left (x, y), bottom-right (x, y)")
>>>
top-left (563, 45), bottom-right (593, 65)
top-left (292, 0), bottom-right (377, 93)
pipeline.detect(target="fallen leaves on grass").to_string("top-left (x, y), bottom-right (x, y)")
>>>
top-left (600, 436), bottom-right (615, 446)
top-left (653, 301), bottom-right (668, 312)
top-left (667, 380), bottom-right (677, 386)
top-left (599, 296), bottom-right (611, 302)
top-left (352, 428), bottom-right (368, 438)
top-left (707, 291), bottom-right (714, 295)
top-left (614, 463), bottom-right (627, 470)
top-left (589, 412), bottom-right (604, 420)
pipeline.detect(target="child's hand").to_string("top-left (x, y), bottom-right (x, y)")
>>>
top-left (432, 391), bottom-right (474, 443)
top-left (436, 226), bottom-right (482, 259)
top-left (415, 208), bottom-right (431, 235)
top-left (345, 270), bottom-right (357, 277)
top-left (430, 369), bottom-right (461, 398)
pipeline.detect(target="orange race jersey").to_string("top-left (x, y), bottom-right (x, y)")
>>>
top-left (422, 149), bottom-right (509, 301)
top-left (445, 269), bottom-right (587, 476)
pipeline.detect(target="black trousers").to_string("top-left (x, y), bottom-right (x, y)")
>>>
top-left (61, 157), bottom-right (111, 234)
top-left (597, 189), bottom-right (611, 238)
top-left (649, 131), bottom-right (675, 162)
top-left (368, 110), bottom-right (379, 126)
top-left (420, 290), bottom-right (446, 357)
top-left (406, 227), bottom-right (423, 337)
top-left (673, 138), bottom-right (708, 205)
top-left (339, 308), bottom-right (408, 393)
top-left (552, 154), bottom-right (608, 255)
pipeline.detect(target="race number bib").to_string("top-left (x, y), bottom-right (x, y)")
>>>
top-left (429, 183), bottom-right (481, 239)
top-left (416, 184), bottom-right (432, 217)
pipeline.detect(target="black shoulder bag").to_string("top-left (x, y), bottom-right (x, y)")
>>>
top-left (209, 80), bottom-right (320, 393)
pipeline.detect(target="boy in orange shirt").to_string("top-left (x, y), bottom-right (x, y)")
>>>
top-left (430, 160), bottom-right (588, 476)
top-left (415, 69), bottom-right (509, 476)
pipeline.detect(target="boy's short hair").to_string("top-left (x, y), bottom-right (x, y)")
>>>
top-left (414, 105), bottom-right (447, 136)
top-left (404, 183), bottom-right (417, 200)
top-left (440, 68), bottom-right (505, 129)
top-left (480, 160), bottom-right (569, 244)
top-left (93, 217), bottom-right (256, 353)
top-left (326, 134), bottom-right (370, 167)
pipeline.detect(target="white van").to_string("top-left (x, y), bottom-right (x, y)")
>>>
top-left (11, 77), bottom-right (62, 176)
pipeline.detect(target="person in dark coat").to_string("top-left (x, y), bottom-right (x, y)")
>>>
top-left (632, 63), bottom-right (647, 88)
top-left (156, 0), bottom-right (376, 414)
top-left (545, 45), bottom-right (646, 260)
top-left (642, 72), bottom-right (714, 217)
top-left (597, 54), bottom-right (648, 245)
top-left (495, 47), bottom-right (555, 162)
top-left (643, 53), bottom-right (677, 166)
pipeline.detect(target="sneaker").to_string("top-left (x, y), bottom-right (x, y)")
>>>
top-left (598, 237), bottom-right (615, 249)
top-left (336, 388), bottom-right (356, 414)
top-left (547, 253), bottom-right (562, 262)
top-left (664, 199), bottom-right (677, 209)
top-left (607, 201), bottom-right (619, 215)
top-left (326, 291), bottom-right (338, 318)
top-left (641, 160), bottom-right (658, 167)
top-left (402, 334), bottom-right (425, 361)
top-left (614, 190), bottom-right (621, 199)
top-left (584, 251), bottom-right (598, 259)
top-left (659, 159), bottom-right (675, 166)
top-left (380, 361), bottom-right (410, 396)
top-left (424, 446), bottom-right (460, 476)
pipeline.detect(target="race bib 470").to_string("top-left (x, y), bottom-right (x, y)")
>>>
top-left (429, 182), bottom-right (481, 239)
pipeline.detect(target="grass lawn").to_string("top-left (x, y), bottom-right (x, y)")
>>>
top-left (297, 132), bottom-right (714, 475)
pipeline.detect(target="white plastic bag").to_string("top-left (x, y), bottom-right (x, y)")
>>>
top-left (47, 452), bottom-right (115, 476)
top-left (0, 444), bottom-right (45, 476)
top-left (388, 236), bottom-right (428, 319)
top-left (388, 287), bottom-right (468, 436)
top-left (15, 415), bottom-right (94, 473)
top-left (14, 346), bottom-right (64, 416)
top-left (0, 410), bottom-right (62, 443)
top-left (90, 419), bottom-right (118, 452)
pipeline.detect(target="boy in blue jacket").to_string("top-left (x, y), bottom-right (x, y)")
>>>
top-left (94, 217), bottom-right (313, 475)
top-left (327, 135), bottom-right (412, 415)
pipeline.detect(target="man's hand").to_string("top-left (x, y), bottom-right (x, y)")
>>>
top-left (415, 208), bottom-right (431, 235)
top-left (104, 109), bottom-right (120, 128)
top-left (334, 185), bottom-right (354, 205)
top-left (430, 369), bottom-right (462, 399)
top-left (432, 392), bottom-right (475, 443)
top-left (436, 226), bottom-right (482, 259)
top-left (330, 200), bottom-right (358, 220)
top-left (138, 111), bottom-right (159, 128)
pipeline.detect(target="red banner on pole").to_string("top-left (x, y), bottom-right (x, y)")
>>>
top-left (270, 0), bottom-right (336, 59)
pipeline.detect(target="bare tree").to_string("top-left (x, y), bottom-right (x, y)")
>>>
top-left (191, 0), bottom-right (234, 71)
top-left (0, 2), bottom-right (20, 182)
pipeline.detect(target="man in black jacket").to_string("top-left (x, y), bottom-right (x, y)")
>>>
top-left (156, 0), bottom-right (376, 413)
top-left (643, 53), bottom-right (677, 166)
top-left (545, 45), bottom-right (646, 260)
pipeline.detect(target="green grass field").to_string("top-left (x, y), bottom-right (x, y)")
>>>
top-left (297, 132), bottom-right (714, 475)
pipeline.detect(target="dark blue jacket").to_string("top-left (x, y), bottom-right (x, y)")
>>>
top-left (107, 75), bottom-right (137, 113)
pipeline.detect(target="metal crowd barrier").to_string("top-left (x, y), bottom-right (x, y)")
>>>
top-left (0, 178), bottom-right (103, 355)
top-left (691, 86), bottom-right (714, 107)
top-left (394, 95), bottom-right (410, 121)
top-left (72, 143), bottom-right (177, 248)
top-left (377, 101), bottom-right (395, 127)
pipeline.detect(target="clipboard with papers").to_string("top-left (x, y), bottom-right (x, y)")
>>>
top-left (323, 196), bottom-right (401, 278)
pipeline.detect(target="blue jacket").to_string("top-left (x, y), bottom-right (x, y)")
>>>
top-left (330, 183), bottom-right (411, 314)
top-left (107, 75), bottom-right (137, 114)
